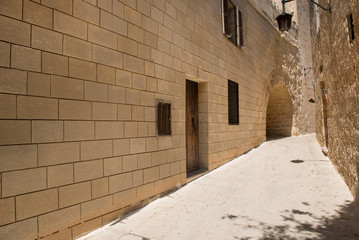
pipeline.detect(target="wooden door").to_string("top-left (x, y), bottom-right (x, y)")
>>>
top-left (186, 80), bottom-right (199, 172)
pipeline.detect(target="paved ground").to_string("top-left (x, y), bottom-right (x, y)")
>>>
top-left (79, 135), bottom-right (359, 240)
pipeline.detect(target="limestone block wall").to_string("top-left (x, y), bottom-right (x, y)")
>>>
top-left (310, 0), bottom-right (359, 204)
top-left (0, 0), bottom-right (313, 239)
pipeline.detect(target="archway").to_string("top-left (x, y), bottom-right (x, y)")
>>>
top-left (266, 83), bottom-right (294, 138)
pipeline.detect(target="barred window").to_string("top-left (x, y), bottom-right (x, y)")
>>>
top-left (228, 80), bottom-right (239, 125)
top-left (157, 101), bottom-right (171, 136)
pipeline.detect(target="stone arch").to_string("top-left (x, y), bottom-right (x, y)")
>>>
top-left (266, 83), bottom-right (294, 137)
top-left (264, 68), bottom-right (296, 138)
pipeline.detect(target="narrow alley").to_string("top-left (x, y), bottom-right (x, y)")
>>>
top-left (79, 135), bottom-right (359, 240)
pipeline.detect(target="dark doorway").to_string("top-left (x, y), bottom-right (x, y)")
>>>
top-left (320, 82), bottom-right (329, 147)
top-left (186, 80), bottom-right (199, 172)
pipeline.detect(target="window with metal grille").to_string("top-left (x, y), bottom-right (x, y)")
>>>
top-left (157, 101), bottom-right (171, 136)
top-left (222, 0), bottom-right (244, 47)
top-left (228, 80), bottom-right (239, 125)
top-left (348, 13), bottom-right (355, 43)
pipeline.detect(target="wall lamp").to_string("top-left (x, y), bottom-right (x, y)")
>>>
top-left (276, 0), bottom-right (332, 32)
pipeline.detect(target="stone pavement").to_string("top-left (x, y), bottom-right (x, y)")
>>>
top-left (78, 135), bottom-right (359, 240)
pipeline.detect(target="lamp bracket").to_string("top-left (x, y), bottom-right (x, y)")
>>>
top-left (310, 0), bottom-right (332, 12)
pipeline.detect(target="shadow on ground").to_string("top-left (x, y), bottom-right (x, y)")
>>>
top-left (230, 201), bottom-right (359, 240)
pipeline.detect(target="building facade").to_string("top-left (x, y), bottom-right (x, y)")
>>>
top-left (0, 0), bottom-right (314, 239)
top-left (310, 0), bottom-right (359, 205)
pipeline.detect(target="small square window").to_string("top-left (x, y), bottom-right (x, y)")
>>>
top-left (222, 0), bottom-right (244, 47)
top-left (157, 101), bottom-right (171, 136)
top-left (228, 80), bottom-right (239, 125)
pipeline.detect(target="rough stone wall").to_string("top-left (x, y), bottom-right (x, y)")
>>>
top-left (310, 0), bottom-right (359, 204)
top-left (0, 0), bottom-right (314, 239)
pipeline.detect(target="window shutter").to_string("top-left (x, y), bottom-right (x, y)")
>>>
top-left (238, 9), bottom-right (244, 47)
top-left (222, 0), bottom-right (225, 34)
top-left (236, 6), bottom-right (240, 46)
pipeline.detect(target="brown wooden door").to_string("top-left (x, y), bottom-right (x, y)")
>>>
top-left (186, 80), bottom-right (199, 172)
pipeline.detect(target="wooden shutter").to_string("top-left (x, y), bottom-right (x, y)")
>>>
top-left (157, 102), bottom-right (171, 135)
top-left (228, 80), bottom-right (239, 125)
top-left (238, 9), bottom-right (244, 47)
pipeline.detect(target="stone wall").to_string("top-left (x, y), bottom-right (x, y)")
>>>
top-left (310, 0), bottom-right (359, 204)
top-left (0, 0), bottom-right (314, 239)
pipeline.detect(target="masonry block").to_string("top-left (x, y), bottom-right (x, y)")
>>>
top-left (112, 0), bottom-right (124, 18)
top-left (144, 107), bottom-right (156, 121)
top-left (146, 137), bottom-right (158, 152)
top-left (118, 35), bottom-right (138, 55)
top-left (81, 140), bottom-right (112, 160)
top-left (128, 23), bottom-right (144, 44)
top-left (72, 217), bottom-right (103, 239)
top-left (0, 218), bottom-right (37, 240)
top-left (64, 121), bottom-right (94, 141)
top-left (131, 106), bottom-right (144, 121)
top-left (43, 53), bottom-right (69, 76)
top-left (47, 163), bottom-right (74, 188)
top-left (74, 159), bottom-right (104, 182)
top-left (32, 120), bottom-right (63, 143)
top-left (40, 229), bottom-right (72, 240)
top-left (16, 189), bottom-right (58, 220)
top-left (63, 35), bottom-right (92, 61)
top-left (95, 121), bottom-right (123, 139)
top-left (123, 54), bottom-right (144, 74)
top-left (93, 45), bottom-right (122, 69)
top-left (109, 85), bottom-right (125, 103)
top-left (0, 197), bottom-right (15, 226)
top-left (42, 0), bottom-right (72, 15)
top-left (92, 177), bottom-right (109, 198)
top-left (0, 0), bottom-right (22, 20)
top-left (133, 74), bottom-right (146, 90)
top-left (113, 139), bottom-right (130, 156)
top-left (170, 161), bottom-right (181, 176)
top-left (97, 64), bottom-right (116, 84)
top-left (38, 205), bottom-right (81, 237)
top-left (11, 45), bottom-right (41, 72)
top-left (89, 24), bottom-right (117, 49)
top-left (124, 122), bottom-right (138, 138)
top-left (80, 195), bottom-right (113, 221)
top-left (0, 145), bottom-right (37, 172)
top-left (113, 188), bottom-right (136, 209)
top-left (136, 183), bottom-right (155, 202)
top-left (123, 155), bottom-right (138, 172)
top-left (0, 41), bottom-right (10, 67)
top-left (0, 15), bottom-right (30, 46)
top-left (118, 104), bottom-right (132, 120)
top-left (2, 168), bottom-right (46, 197)
top-left (38, 142), bottom-right (79, 166)
top-left (109, 172), bottom-right (133, 193)
top-left (100, 10), bottom-right (127, 35)
top-left (0, 120), bottom-right (30, 145)
top-left (116, 69), bottom-right (132, 87)
top-left (32, 26), bottom-right (62, 54)
top-left (138, 122), bottom-right (148, 137)
top-left (27, 72), bottom-right (50, 97)
top-left (138, 153), bottom-right (152, 169)
top-left (59, 182), bottom-right (91, 208)
top-left (17, 96), bottom-right (58, 119)
top-left (0, 94), bottom-right (14, 119)
top-left (98, 0), bottom-right (113, 12)
top-left (126, 88), bottom-right (141, 105)
top-left (54, 11), bottom-right (87, 39)
top-left (130, 138), bottom-right (146, 154)
top-left (69, 58), bottom-right (97, 81)
top-left (144, 166), bottom-right (160, 184)
top-left (160, 164), bottom-right (170, 179)
top-left (74, 0), bottom-right (100, 25)
top-left (133, 170), bottom-right (143, 187)
top-left (23, 0), bottom-right (52, 29)
top-left (59, 99), bottom-right (91, 120)
top-left (85, 81), bottom-right (108, 102)
top-left (52, 76), bottom-right (84, 101)
top-left (151, 150), bottom-right (167, 166)
top-left (104, 157), bottom-right (123, 176)
top-left (92, 102), bottom-right (118, 120)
